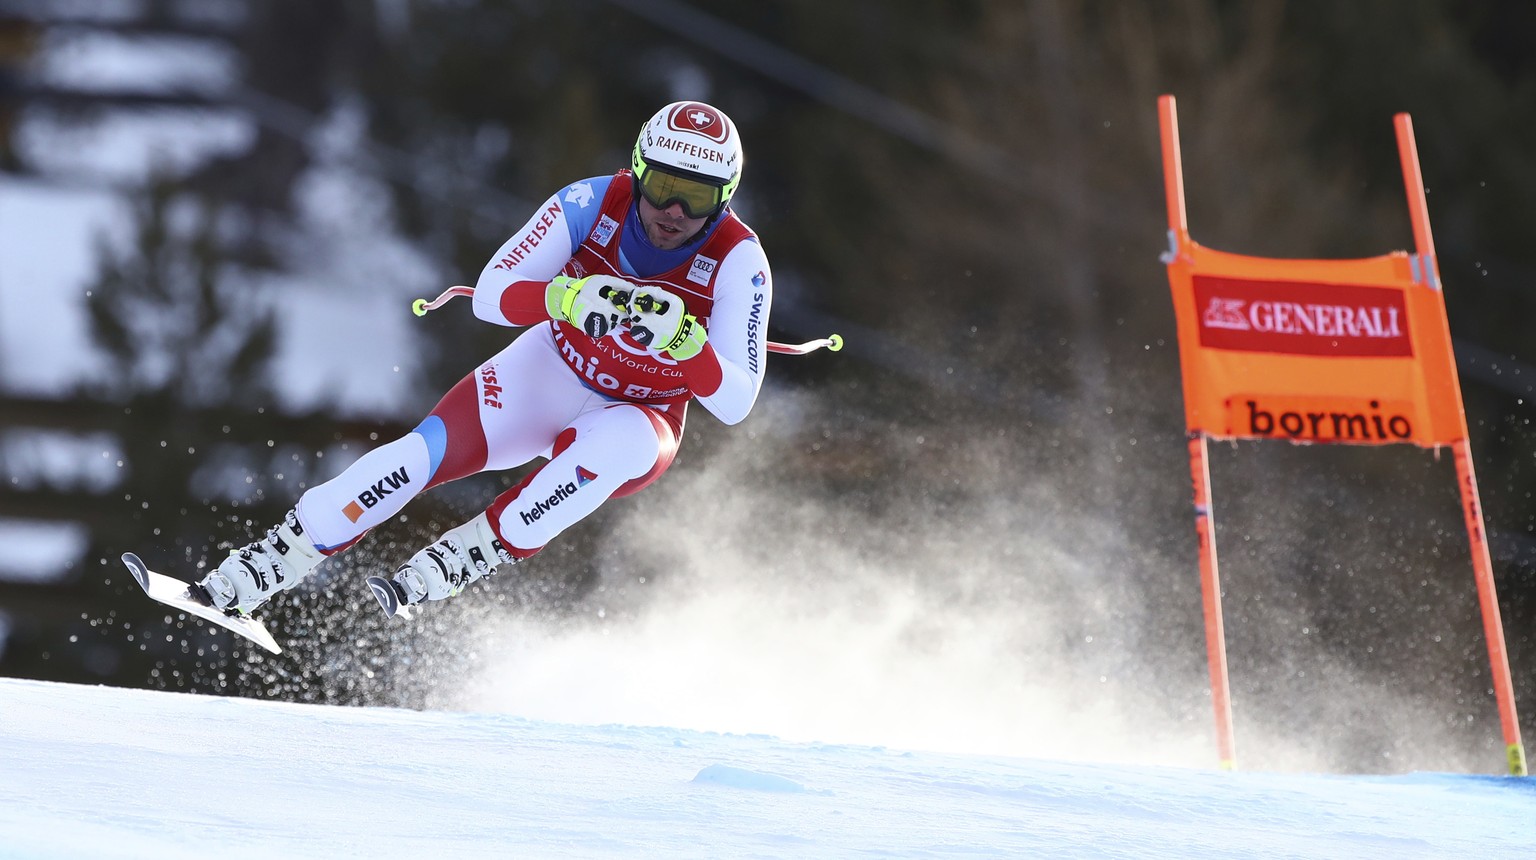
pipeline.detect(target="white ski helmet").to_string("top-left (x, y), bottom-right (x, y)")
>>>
top-left (631, 101), bottom-right (743, 219)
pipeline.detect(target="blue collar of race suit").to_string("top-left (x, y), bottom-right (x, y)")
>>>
top-left (618, 201), bottom-right (727, 279)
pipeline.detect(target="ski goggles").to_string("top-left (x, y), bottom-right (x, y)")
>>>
top-left (635, 164), bottom-right (727, 220)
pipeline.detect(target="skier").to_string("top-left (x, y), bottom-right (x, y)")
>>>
top-left (191, 101), bottom-right (772, 617)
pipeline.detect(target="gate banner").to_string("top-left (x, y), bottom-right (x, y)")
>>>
top-left (1166, 241), bottom-right (1467, 447)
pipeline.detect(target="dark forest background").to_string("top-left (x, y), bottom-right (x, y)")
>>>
top-left (3, 0), bottom-right (1536, 774)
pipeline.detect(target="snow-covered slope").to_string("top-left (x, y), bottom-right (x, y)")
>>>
top-left (1, 678), bottom-right (1530, 859)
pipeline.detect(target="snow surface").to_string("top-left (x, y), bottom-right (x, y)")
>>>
top-left (1, 677), bottom-right (1531, 859)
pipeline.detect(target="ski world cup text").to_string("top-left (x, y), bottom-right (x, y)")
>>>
top-left (1193, 275), bottom-right (1413, 357)
top-left (551, 328), bottom-right (688, 401)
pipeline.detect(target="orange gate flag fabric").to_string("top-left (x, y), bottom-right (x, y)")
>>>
top-left (1165, 241), bottom-right (1468, 447)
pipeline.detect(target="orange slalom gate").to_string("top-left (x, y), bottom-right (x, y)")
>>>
top-left (1158, 94), bottom-right (1527, 775)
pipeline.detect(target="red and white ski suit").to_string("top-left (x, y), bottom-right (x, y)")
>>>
top-left (291, 171), bottom-right (772, 558)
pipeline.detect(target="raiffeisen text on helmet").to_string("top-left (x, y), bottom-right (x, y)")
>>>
top-left (651, 134), bottom-right (729, 167)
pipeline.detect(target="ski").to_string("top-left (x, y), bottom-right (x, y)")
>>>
top-left (120, 552), bottom-right (283, 654)
top-left (366, 575), bottom-right (415, 619)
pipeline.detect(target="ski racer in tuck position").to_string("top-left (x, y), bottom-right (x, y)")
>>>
top-left (191, 101), bottom-right (773, 618)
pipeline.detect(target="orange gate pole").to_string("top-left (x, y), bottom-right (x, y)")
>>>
top-left (1395, 114), bottom-right (1528, 776)
top-left (1189, 433), bottom-right (1237, 770)
top-left (1161, 94), bottom-right (1238, 769)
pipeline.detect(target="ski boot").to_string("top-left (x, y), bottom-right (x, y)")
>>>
top-left (368, 512), bottom-right (514, 617)
top-left (191, 509), bottom-right (325, 616)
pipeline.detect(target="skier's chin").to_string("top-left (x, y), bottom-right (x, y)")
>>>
top-left (646, 221), bottom-right (690, 249)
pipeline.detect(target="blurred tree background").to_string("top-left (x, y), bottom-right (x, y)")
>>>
top-left (2, 0), bottom-right (1535, 773)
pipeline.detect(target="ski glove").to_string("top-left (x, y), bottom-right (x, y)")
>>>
top-left (629, 286), bottom-right (708, 361)
top-left (545, 275), bottom-right (634, 337)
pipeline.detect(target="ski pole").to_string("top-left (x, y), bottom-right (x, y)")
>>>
top-left (411, 286), bottom-right (843, 355)
top-left (411, 285), bottom-right (474, 316)
top-left (765, 334), bottom-right (843, 355)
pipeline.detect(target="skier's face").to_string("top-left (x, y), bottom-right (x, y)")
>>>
top-left (637, 196), bottom-right (706, 250)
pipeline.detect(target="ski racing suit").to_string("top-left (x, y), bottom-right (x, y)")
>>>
top-left (289, 171), bottom-right (772, 560)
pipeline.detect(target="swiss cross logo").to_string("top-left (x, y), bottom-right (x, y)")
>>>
top-left (669, 103), bottom-right (729, 143)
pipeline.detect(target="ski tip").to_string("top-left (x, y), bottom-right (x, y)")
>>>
top-left (367, 576), bottom-right (402, 618)
top-left (120, 552), bottom-right (150, 590)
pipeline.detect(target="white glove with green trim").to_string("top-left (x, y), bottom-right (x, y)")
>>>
top-left (545, 275), bottom-right (634, 337)
top-left (628, 286), bottom-right (708, 360)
